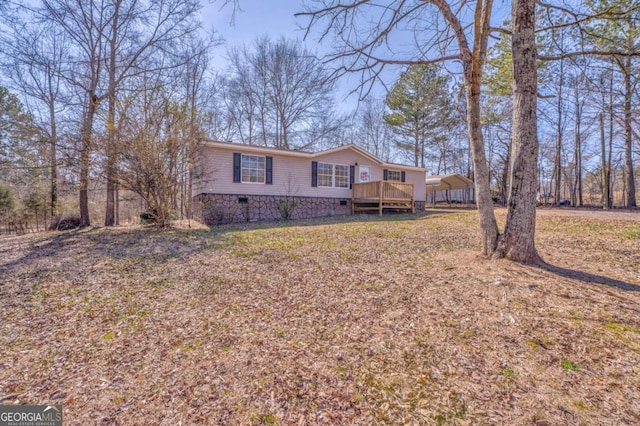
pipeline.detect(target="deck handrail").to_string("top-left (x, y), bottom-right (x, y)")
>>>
top-left (352, 180), bottom-right (380, 198)
top-left (382, 181), bottom-right (413, 200)
top-left (352, 180), bottom-right (413, 200)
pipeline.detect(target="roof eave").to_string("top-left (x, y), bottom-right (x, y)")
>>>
top-left (201, 140), bottom-right (312, 159)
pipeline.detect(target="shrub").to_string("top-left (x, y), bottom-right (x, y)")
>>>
top-left (277, 198), bottom-right (298, 220)
top-left (49, 215), bottom-right (81, 231)
top-left (140, 208), bottom-right (177, 227)
top-left (139, 209), bottom-right (158, 224)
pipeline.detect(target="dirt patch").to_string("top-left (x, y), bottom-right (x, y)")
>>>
top-left (1, 209), bottom-right (638, 425)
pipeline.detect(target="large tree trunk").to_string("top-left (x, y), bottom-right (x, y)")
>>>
top-left (553, 58), bottom-right (564, 206)
top-left (104, 100), bottom-right (117, 226)
top-left (414, 131), bottom-right (420, 167)
top-left (465, 80), bottom-right (499, 255)
top-left (105, 0), bottom-right (120, 227)
top-left (105, 107), bottom-right (117, 226)
top-left (49, 99), bottom-right (58, 217)
top-left (623, 56), bottom-right (636, 208)
top-left (574, 90), bottom-right (583, 207)
top-left (280, 115), bottom-right (289, 150)
top-left (600, 113), bottom-right (610, 209)
top-left (416, 0), bottom-right (500, 255)
top-left (608, 91), bottom-right (614, 207)
top-left (495, 0), bottom-right (541, 263)
top-left (576, 130), bottom-right (583, 207)
top-left (79, 98), bottom-right (96, 227)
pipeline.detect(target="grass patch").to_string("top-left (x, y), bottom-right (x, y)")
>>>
top-left (621, 225), bottom-right (640, 240)
top-left (603, 322), bottom-right (640, 334)
top-left (501, 366), bottom-right (515, 379)
top-left (253, 412), bottom-right (278, 425)
top-left (561, 359), bottom-right (580, 372)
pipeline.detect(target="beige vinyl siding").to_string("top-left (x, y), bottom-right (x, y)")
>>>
top-left (196, 146), bottom-right (308, 197)
top-left (194, 143), bottom-right (427, 202)
top-left (402, 169), bottom-right (427, 201)
top-left (195, 146), bottom-right (351, 198)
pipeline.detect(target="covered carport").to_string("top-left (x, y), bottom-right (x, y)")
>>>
top-left (425, 174), bottom-right (475, 207)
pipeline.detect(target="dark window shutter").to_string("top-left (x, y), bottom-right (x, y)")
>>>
top-left (233, 153), bottom-right (241, 183)
top-left (266, 156), bottom-right (273, 184)
top-left (383, 169), bottom-right (388, 181)
top-left (311, 161), bottom-right (318, 187)
top-left (349, 165), bottom-right (355, 189)
top-left (401, 171), bottom-right (406, 182)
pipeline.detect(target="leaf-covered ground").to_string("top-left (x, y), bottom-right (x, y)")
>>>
top-left (1, 208), bottom-right (639, 425)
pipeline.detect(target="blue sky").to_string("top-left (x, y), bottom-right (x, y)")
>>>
top-left (201, 0), bottom-right (389, 110)
top-left (200, 1), bottom-right (509, 110)
top-left (203, 0), bottom-right (308, 47)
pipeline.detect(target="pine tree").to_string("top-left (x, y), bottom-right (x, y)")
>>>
top-left (384, 64), bottom-right (456, 168)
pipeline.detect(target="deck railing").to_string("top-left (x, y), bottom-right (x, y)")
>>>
top-left (352, 180), bottom-right (415, 215)
top-left (382, 181), bottom-right (413, 200)
top-left (352, 180), bottom-right (414, 201)
top-left (352, 181), bottom-right (380, 199)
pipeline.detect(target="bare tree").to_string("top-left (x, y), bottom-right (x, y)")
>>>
top-left (224, 36), bottom-right (336, 150)
top-left (36, 0), bottom-right (204, 227)
top-left (223, 45), bottom-right (268, 145)
top-left (40, 0), bottom-right (108, 227)
top-left (178, 38), bottom-right (216, 223)
top-left (569, 66), bottom-right (590, 207)
top-left (603, 5), bottom-right (639, 208)
top-left (553, 40), bottom-right (566, 206)
top-left (591, 66), bottom-right (617, 208)
top-left (353, 98), bottom-right (394, 162)
top-left (300, 0), bottom-right (503, 257)
top-left (563, 0), bottom-right (640, 207)
top-left (0, 19), bottom-right (68, 217)
top-left (101, 0), bottom-right (203, 226)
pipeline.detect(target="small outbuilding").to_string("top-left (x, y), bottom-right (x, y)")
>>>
top-left (425, 174), bottom-right (475, 206)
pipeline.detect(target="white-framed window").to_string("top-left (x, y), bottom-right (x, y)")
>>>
top-left (334, 165), bottom-right (349, 188)
top-left (318, 162), bottom-right (333, 187)
top-left (241, 154), bottom-right (265, 183)
top-left (317, 162), bottom-right (350, 188)
top-left (387, 170), bottom-right (402, 182)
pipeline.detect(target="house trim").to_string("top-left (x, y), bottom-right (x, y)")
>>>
top-left (201, 140), bottom-right (425, 173)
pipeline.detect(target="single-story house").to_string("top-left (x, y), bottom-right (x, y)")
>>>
top-left (193, 140), bottom-right (426, 224)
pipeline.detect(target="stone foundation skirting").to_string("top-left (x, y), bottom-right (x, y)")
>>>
top-left (193, 193), bottom-right (426, 225)
top-left (193, 193), bottom-right (351, 225)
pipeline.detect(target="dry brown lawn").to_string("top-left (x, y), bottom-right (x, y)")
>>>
top-left (0, 208), bottom-right (639, 425)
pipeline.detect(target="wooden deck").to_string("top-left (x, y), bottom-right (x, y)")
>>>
top-left (352, 181), bottom-right (415, 215)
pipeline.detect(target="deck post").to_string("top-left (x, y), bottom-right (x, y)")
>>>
top-left (379, 180), bottom-right (384, 216)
